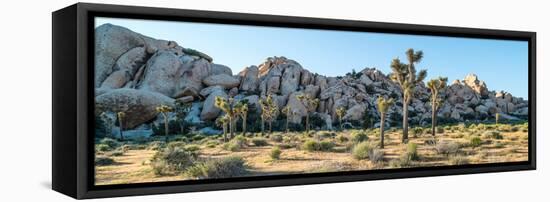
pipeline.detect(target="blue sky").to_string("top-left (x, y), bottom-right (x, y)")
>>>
top-left (96, 17), bottom-right (529, 98)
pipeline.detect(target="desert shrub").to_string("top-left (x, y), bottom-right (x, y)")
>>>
top-left (270, 146), bottom-right (282, 160)
top-left (184, 144), bottom-right (201, 152)
top-left (412, 127), bottom-right (424, 137)
top-left (191, 134), bottom-right (206, 141)
top-left (436, 127), bottom-right (445, 134)
top-left (96, 144), bottom-right (112, 152)
top-left (167, 141), bottom-right (186, 149)
top-left (470, 136), bottom-right (483, 148)
top-left (389, 153), bottom-right (413, 168)
top-left (450, 156), bottom-right (470, 165)
top-left (406, 143), bottom-right (419, 160)
top-left (494, 142), bottom-right (505, 148)
top-left (109, 149), bottom-right (124, 157)
top-left (510, 126), bottom-right (520, 132)
top-left (148, 141), bottom-right (166, 150)
top-left (99, 138), bottom-right (120, 148)
top-left (483, 131), bottom-right (503, 140)
top-left (498, 124), bottom-right (512, 132)
top-left (270, 134), bottom-right (283, 142)
top-left (350, 131), bottom-right (368, 143)
top-left (436, 141), bottom-right (460, 156)
top-left (337, 134), bottom-right (349, 143)
top-left (302, 140), bottom-right (319, 152)
top-left (316, 131), bottom-right (335, 139)
top-left (318, 141), bottom-right (335, 151)
top-left (205, 140), bottom-right (219, 148)
top-left (369, 148), bottom-right (384, 163)
top-left (151, 147), bottom-right (197, 175)
top-left (251, 137), bottom-right (269, 146)
top-left (185, 156), bottom-right (247, 179)
top-left (457, 123), bottom-right (467, 131)
top-left (95, 156), bottom-right (115, 166)
top-left (352, 142), bottom-right (371, 160)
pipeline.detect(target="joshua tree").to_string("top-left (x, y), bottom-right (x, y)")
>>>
top-left (156, 105), bottom-right (173, 142)
top-left (296, 94), bottom-right (319, 134)
top-left (116, 112), bottom-right (126, 141)
top-left (427, 77), bottom-right (448, 137)
top-left (495, 113), bottom-right (500, 125)
top-left (377, 96), bottom-right (394, 149)
top-left (260, 95), bottom-right (278, 135)
top-left (234, 100), bottom-right (249, 136)
top-left (174, 100), bottom-right (191, 135)
top-left (281, 106), bottom-right (292, 133)
top-left (215, 96), bottom-right (238, 140)
top-left (389, 48), bottom-right (427, 143)
top-left (216, 115), bottom-right (230, 142)
top-left (336, 107), bottom-right (346, 131)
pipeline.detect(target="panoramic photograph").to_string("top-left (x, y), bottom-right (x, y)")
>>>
top-left (93, 17), bottom-right (529, 185)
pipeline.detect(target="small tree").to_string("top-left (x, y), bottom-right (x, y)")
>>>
top-left (260, 95), bottom-right (278, 135)
top-left (234, 100), bottom-right (249, 136)
top-left (216, 115), bottom-right (230, 142)
top-left (377, 96), bottom-right (394, 149)
top-left (281, 106), bottom-right (292, 133)
top-left (116, 112), bottom-right (126, 141)
top-left (495, 113), bottom-right (500, 125)
top-left (215, 96), bottom-right (238, 140)
top-left (156, 105), bottom-right (173, 142)
top-left (336, 107), bottom-right (346, 131)
top-left (174, 100), bottom-right (191, 135)
top-left (427, 77), bottom-right (448, 137)
top-left (296, 94), bottom-right (319, 134)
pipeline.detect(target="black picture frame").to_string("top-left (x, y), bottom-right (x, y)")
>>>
top-left (52, 3), bottom-right (536, 199)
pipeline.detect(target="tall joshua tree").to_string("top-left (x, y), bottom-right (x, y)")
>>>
top-left (495, 113), bottom-right (500, 125)
top-left (117, 112), bottom-right (126, 141)
top-left (377, 96), bottom-right (394, 149)
top-left (174, 100), bottom-right (191, 135)
top-left (215, 96), bottom-right (237, 140)
top-left (234, 100), bottom-right (249, 136)
top-left (336, 107), bottom-right (346, 131)
top-left (296, 94), bottom-right (319, 134)
top-left (260, 95), bottom-right (278, 135)
top-left (427, 77), bottom-right (448, 137)
top-left (390, 48), bottom-right (427, 143)
top-left (156, 105), bottom-right (173, 142)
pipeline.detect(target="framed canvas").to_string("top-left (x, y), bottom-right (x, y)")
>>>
top-left (52, 3), bottom-right (536, 199)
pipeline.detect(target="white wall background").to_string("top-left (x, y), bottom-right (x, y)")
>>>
top-left (0, 0), bottom-right (546, 201)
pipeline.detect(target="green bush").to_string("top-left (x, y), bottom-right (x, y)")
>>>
top-left (436, 127), bottom-right (445, 134)
top-left (95, 156), bottom-right (115, 166)
top-left (470, 136), bottom-right (482, 148)
top-left (184, 156), bottom-right (247, 179)
top-left (150, 147), bottom-right (197, 176)
top-left (251, 137), bottom-right (269, 146)
top-left (483, 131), bottom-right (503, 140)
top-left (350, 131), bottom-right (368, 143)
top-left (96, 144), bottom-right (112, 152)
top-left (109, 149), bottom-right (124, 157)
top-left (389, 153), bottom-right (413, 168)
top-left (318, 141), bottom-right (335, 151)
top-left (270, 146), bottom-right (282, 160)
top-left (406, 143), bottom-right (419, 160)
top-left (184, 144), bottom-right (201, 152)
top-left (369, 148), bottom-right (384, 163)
top-left (302, 140), bottom-right (319, 152)
top-left (100, 138), bottom-right (120, 148)
top-left (352, 142), bottom-right (371, 160)
top-left (436, 141), bottom-right (460, 155)
top-left (148, 141), bottom-right (166, 150)
top-left (336, 134), bottom-right (349, 143)
top-left (270, 134), bottom-right (283, 142)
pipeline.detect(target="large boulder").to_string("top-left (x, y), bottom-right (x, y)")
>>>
top-left (200, 88), bottom-right (228, 121)
top-left (211, 64), bottom-right (232, 76)
top-left (280, 63), bottom-right (302, 95)
top-left (285, 92), bottom-right (308, 123)
top-left (343, 104), bottom-right (367, 121)
top-left (238, 65), bottom-right (260, 92)
top-left (137, 51), bottom-right (183, 97)
top-left (94, 24), bottom-right (146, 87)
top-left (203, 74), bottom-right (241, 89)
top-left (113, 47), bottom-right (149, 76)
top-left (95, 89), bottom-right (174, 129)
top-left (463, 74), bottom-right (489, 98)
top-left (176, 58), bottom-right (212, 97)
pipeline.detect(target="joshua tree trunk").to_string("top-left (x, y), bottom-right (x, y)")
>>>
top-left (162, 114), bottom-right (169, 142)
top-left (402, 96), bottom-right (409, 143)
top-left (118, 118), bottom-right (124, 141)
top-left (229, 116), bottom-right (234, 139)
top-left (285, 117), bottom-right (289, 133)
top-left (223, 124), bottom-right (227, 142)
top-left (431, 102), bottom-right (437, 136)
top-left (242, 114), bottom-right (247, 136)
top-left (305, 114), bottom-right (310, 134)
top-left (380, 114), bottom-right (385, 149)
top-left (269, 121), bottom-right (273, 134)
top-left (261, 117), bottom-right (265, 136)
top-left (339, 116), bottom-right (343, 131)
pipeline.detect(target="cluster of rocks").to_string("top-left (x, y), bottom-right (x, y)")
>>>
top-left (94, 24), bottom-right (528, 137)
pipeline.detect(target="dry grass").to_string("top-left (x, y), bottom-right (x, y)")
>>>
top-left (95, 123), bottom-right (528, 185)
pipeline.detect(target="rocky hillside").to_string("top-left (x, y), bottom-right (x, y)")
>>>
top-left (94, 23), bottom-right (528, 136)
